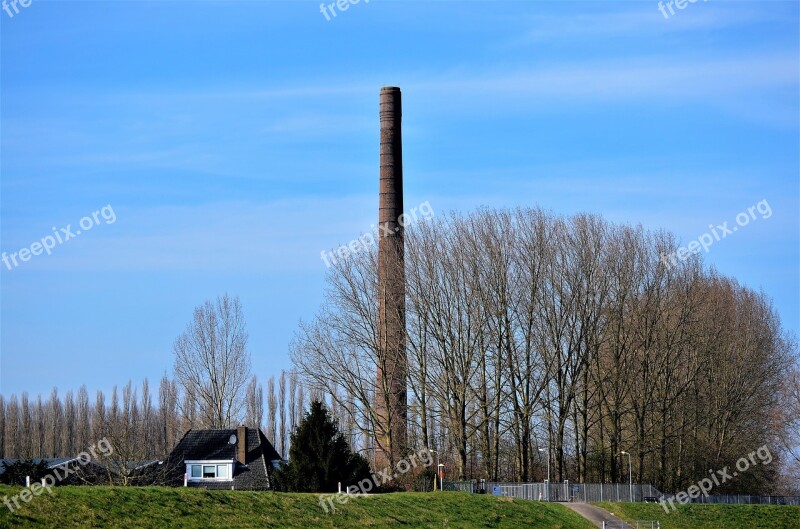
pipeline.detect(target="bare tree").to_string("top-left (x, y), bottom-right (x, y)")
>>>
top-left (96, 380), bottom-right (147, 484)
top-left (180, 383), bottom-right (197, 432)
top-left (0, 395), bottom-right (5, 458)
top-left (62, 391), bottom-right (76, 456)
top-left (291, 245), bottom-right (405, 465)
top-left (77, 386), bottom-right (91, 451)
top-left (35, 396), bottom-right (45, 458)
top-left (279, 371), bottom-right (287, 458)
top-left (780, 364), bottom-right (800, 489)
top-left (5, 395), bottom-right (19, 459)
top-left (289, 371), bottom-right (298, 434)
top-left (245, 375), bottom-right (264, 430)
top-left (110, 386), bottom-right (119, 436)
top-left (45, 388), bottom-right (63, 457)
top-left (267, 376), bottom-right (277, 444)
top-left (295, 385), bottom-right (305, 432)
top-left (141, 379), bottom-right (154, 458)
top-left (20, 392), bottom-right (32, 458)
top-left (173, 294), bottom-right (251, 428)
top-left (93, 390), bottom-right (107, 442)
top-left (158, 375), bottom-right (179, 455)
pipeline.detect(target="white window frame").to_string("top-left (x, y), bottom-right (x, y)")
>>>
top-left (185, 460), bottom-right (234, 482)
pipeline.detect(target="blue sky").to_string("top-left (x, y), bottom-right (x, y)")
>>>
top-left (1, 0), bottom-right (798, 398)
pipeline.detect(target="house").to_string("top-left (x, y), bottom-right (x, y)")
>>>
top-left (0, 457), bottom-right (109, 485)
top-left (164, 426), bottom-right (282, 490)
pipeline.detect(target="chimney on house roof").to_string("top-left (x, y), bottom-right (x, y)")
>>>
top-left (237, 425), bottom-right (247, 464)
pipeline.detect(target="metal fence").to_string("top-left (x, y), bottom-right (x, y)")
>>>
top-left (602, 522), bottom-right (660, 529)
top-left (444, 480), bottom-right (800, 507)
top-left (690, 494), bottom-right (800, 506)
top-left (443, 481), bottom-right (662, 503)
top-left (572, 483), bottom-right (662, 503)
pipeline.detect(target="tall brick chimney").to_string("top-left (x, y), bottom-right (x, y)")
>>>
top-left (376, 86), bottom-right (407, 464)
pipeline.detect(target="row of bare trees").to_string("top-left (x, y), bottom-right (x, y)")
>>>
top-left (0, 293), bottom-right (326, 485)
top-left (292, 207), bottom-right (798, 494)
top-left (0, 372), bottom-right (304, 465)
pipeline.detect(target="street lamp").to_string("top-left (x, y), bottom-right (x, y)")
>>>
top-left (437, 463), bottom-right (445, 492)
top-left (539, 447), bottom-right (550, 501)
top-left (620, 451), bottom-right (632, 502)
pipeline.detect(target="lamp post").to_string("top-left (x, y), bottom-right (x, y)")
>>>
top-left (620, 451), bottom-right (632, 502)
top-left (539, 447), bottom-right (550, 501)
top-left (437, 463), bottom-right (445, 492)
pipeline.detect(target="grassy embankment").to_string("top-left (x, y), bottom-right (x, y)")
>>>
top-left (0, 486), bottom-right (595, 529)
top-left (595, 501), bottom-right (800, 529)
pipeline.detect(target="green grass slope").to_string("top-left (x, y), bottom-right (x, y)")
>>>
top-left (595, 501), bottom-right (800, 529)
top-left (0, 486), bottom-right (595, 529)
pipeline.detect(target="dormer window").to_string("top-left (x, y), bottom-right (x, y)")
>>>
top-left (186, 460), bottom-right (233, 482)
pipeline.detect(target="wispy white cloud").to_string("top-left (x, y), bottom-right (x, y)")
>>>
top-left (55, 52), bottom-right (792, 127)
top-left (409, 54), bottom-right (797, 102)
top-left (260, 114), bottom-right (373, 136)
top-left (508, 4), bottom-right (778, 43)
top-left (2, 196), bottom-right (383, 274)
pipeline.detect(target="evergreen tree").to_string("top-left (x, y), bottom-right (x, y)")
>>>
top-left (275, 400), bottom-right (370, 492)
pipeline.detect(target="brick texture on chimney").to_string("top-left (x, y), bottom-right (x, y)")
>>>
top-left (376, 86), bottom-right (408, 465)
top-left (237, 426), bottom-right (247, 464)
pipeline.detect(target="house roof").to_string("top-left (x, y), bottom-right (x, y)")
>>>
top-left (0, 457), bottom-right (74, 468)
top-left (0, 457), bottom-right (108, 477)
top-left (165, 427), bottom-right (281, 490)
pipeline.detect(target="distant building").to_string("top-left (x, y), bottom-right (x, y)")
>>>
top-left (0, 457), bottom-right (108, 485)
top-left (164, 426), bottom-right (282, 490)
